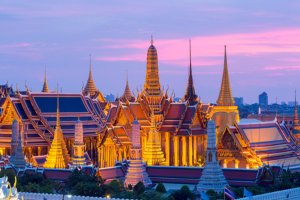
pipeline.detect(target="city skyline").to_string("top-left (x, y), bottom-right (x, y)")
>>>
top-left (1, 1), bottom-right (300, 103)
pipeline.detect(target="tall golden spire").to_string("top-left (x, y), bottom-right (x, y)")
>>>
top-left (217, 46), bottom-right (235, 106)
top-left (143, 36), bottom-right (161, 96)
top-left (42, 67), bottom-right (49, 93)
top-left (83, 54), bottom-right (97, 97)
top-left (293, 90), bottom-right (300, 134)
top-left (183, 40), bottom-right (198, 105)
top-left (44, 91), bottom-right (70, 169)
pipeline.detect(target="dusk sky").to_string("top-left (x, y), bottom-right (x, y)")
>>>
top-left (1, 1), bottom-right (300, 104)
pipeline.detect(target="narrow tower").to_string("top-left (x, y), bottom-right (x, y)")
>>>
top-left (44, 93), bottom-right (70, 168)
top-left (83, 55), bottom-right (106, 102)
top-left (42, 67), bottom-right (49, 93)
top-left (142, 36), bottom-right (163, 113)
top-left (217, 46), bottom-right (234, 106)
top-left (143, 109), bottom-right (165, 166)
top-left (183, 40), bottom-right (198, 105)
top-left (72, 118), bottom-right (86, 167)
top-left (119, 73), bottom-right (135, 102)
top-left (197, 120), bottom-right (228, 192)
top-left (11, 119), bottom-right (19, 156)
top-left (10, 120), bottom-right (27, 169)
top-left (211, 46), bottom-right (239, 144)
top-left (293, 90), bottom-right (300, 135)
top-left (124, 120), bottom-right (152, 187)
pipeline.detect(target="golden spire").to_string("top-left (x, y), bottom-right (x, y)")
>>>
top-left (143, 36), bottom-right (161, 96)
top-left (183, 39), bottom-right (198, 105)
top-left (293, 90), bottom-right (300, 133)
top-left (217, 45), bottom-right (235, 106)
top-left (83, 54), bottom-right (98, 97)
top-left (42, 66), bottom-right (49, 93)
top-left (44, 90), bottom-right (70, 168)
top-left (143, 107), bottom-right (165, 166)
top-left (120, 71), bottom-right (135, 102)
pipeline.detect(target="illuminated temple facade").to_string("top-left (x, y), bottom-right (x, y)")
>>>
top-left (1, 39), bottom-right (300, 170)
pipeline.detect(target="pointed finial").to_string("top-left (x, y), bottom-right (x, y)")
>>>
top-left (150, 35), bottom-right (154, 45)
top-left (56, 84), bottom-right (61, 128)
top-left (189, 39), bottom-right (192, 69)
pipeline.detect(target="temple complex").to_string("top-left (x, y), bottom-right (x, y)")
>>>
top-left (0, 39), bottom-right (300, 172)
top-left (197, 120), bottom-right (228, 192)
top-left (124, 120), bottom-right (152, 187)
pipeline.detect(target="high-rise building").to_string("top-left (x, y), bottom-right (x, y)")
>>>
top-left (234, 97), bottom-right (244, 107)
top-left (259, 92), bottom-right (268, 107)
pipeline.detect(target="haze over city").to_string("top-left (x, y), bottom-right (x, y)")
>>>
top-left (1, 0), bottom-right (300, 103)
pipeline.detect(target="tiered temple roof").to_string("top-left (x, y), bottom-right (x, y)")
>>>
top-left (223, 119), bottom-right (300, 167)
top-left (0, 92), bottom-right (106, 147)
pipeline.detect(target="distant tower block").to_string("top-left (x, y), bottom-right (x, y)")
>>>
top-left (197, 120), bottom-right (228, 193)
top-left (10, 120), bottom-right (27, 169)
top-left (124, 120), bottom-right (152, 187)
top-left (11, 119), bottom-right (19, 156)
top-left (72, 118), bottom-right (86, 167)
top-left (143, 110), bottom-right (165, 166)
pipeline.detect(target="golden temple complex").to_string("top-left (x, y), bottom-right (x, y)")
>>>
top-left (1, 38), bottom-right (300, 171)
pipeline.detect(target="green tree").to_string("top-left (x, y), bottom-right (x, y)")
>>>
top-left (172, 185), bottom-right (194, 200)
top-left (133, 181), bottom-right (145, 196)
top-left (155, 183), bottom-right (167, 193)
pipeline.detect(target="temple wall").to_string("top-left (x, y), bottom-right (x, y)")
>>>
top-left (19, 192), bottom-right (128, 200)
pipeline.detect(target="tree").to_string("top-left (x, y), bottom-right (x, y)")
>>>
top-left (172, 185), bottom-right (194, 200)
top-left (155, 183), bottom-right (167, 193)
top-left (133, 181), bottom-right (145, 196)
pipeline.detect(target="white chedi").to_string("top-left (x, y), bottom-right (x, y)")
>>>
top-left (0, 176), bottom-right (18, 200)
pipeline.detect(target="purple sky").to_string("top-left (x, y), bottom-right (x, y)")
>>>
top-left (1, 1), bottom-right (300, 104)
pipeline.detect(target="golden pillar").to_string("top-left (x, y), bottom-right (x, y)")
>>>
top-left (174, 136), bottom-right (179, 166)
top-left (188, 136), bottom-right (193, 166)
top-left (235, 160), bottom-right (240, 168)
top-left (223, 159), bottom-right (228, 168)
top-left (37, 147), bottom-right (42, 156)
top-left (193, 136), bottom-right (197, 164)
top-left (165, 132), bottom-right (170, 166)
top-left (182, 137), bottom-right (187, 166)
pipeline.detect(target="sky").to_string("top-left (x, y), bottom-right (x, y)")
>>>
top-left (1, 0), bottom-right (300, 104)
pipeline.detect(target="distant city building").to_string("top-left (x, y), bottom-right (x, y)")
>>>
top-left (259, 92), bottom-right (268, 107)
top-left (234, 97), bottom-right (243, 107)
top-left (173, 97), bottom-right (181, 102)
top-left (105, 93), bottom-right (115, 102)
top-left (288, 101), bottom-right (298, 107)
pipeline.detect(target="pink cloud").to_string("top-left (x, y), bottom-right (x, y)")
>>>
top-left (95, 28), bottom-right (300, 67)
top-left (264, 66), bottom-right (300, 71)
